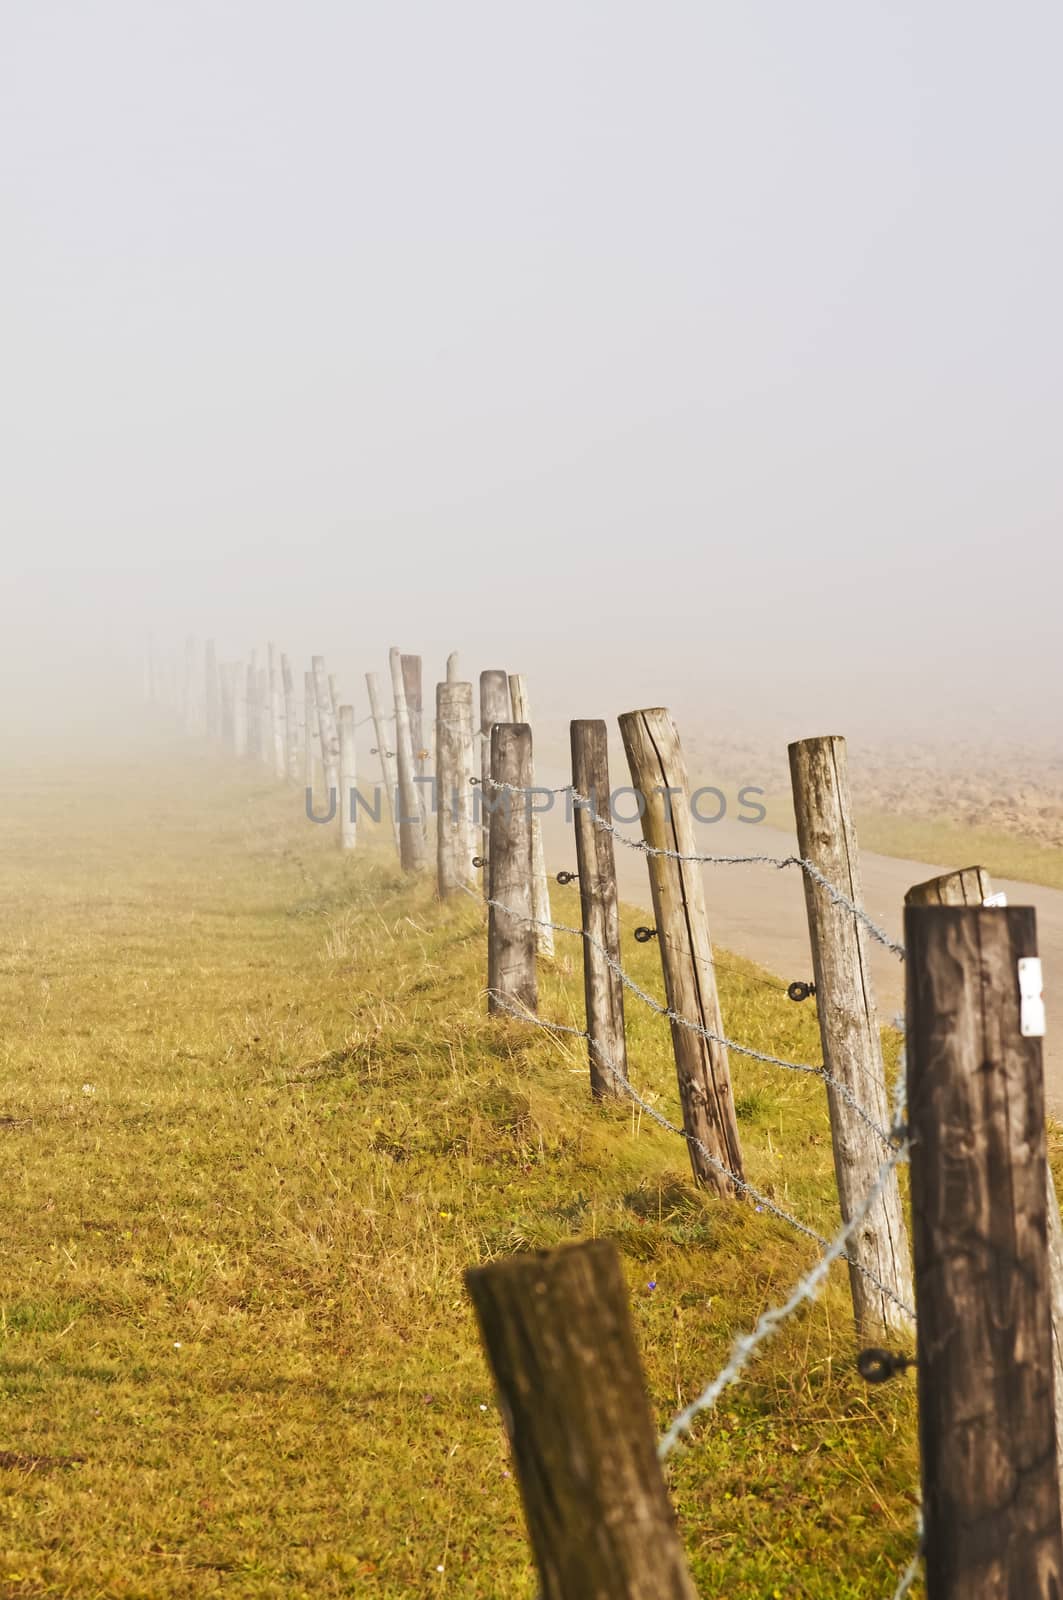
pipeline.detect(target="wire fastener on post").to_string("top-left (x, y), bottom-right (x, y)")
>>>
top-left (787, 981), bottom-right (816, 1002)
top-left (634, 926), bottom-right (658, 944)
top-left (556, 870), bottom-right (578, 886)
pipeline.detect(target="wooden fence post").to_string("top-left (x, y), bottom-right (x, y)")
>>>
top-left (366, 671), bottom-right (400, 855)
top-left (257, 667), bottom-right (271, 768)
top-left (465, 1240), bottom-right (699, 1600)
top-left (478, 670), bottom-right (511, 896)
top-left (906, 866), bottom-right (1063, 1505)
top-left (218, 663), bottom-right (235, 752)
top-left (303, 670), bottom-right (316, 789)
top-left (435, 681), bottom-right (477, 897)
top-left (231, 664), bottom-right (247, 757)
top-left (268, 643), bottom-right (286, 780)
top-left (328, 672), bottom-right (340, 722)
top-left (246, 663), bottom-right (260, 759)
top-left (788, 735), bottom-right (913, 1331)
top-left (401, 653), bottom-right (424, 769)
top-left (487, 723), bottom-right (537, 1016)
top-left (571, 720), bottom-right (626, 1099)
top-left (508, 673), bottom-right (554, 959)
top-left (204, 640), bottom-right (219, 741)
top-left (281, 653), bottom-right (300, 782)
top-left (389, 648), bottom-right (426, 873)
top-left (618, 707), bottom-right (743, 1197)
top-left (312, 656), bottom-right (340, 795)
top-left (338, 704), bottom-right (357, 851)
top-left (446, 651), bottom-right (460, 683)
top-left (906, 904), bottom-right (1063, 1597)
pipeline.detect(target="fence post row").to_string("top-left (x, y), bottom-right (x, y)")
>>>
top-left (465, 1239), bottom-right (699, 1600)
top-left (435, 680), bottom-right (477, 898)
top-left (389, 647), bottom-right (426, 873)
top-left (508, 673), bottom-right (554, 959)
top-left (618, 707), bottom-right (744, 1197)
top-left (487, 723), bottom-right (537, 1017)
top-left (570, 719), bottom-right (626, 1099)
top-left (788, 734), bottom-right (913, 1333)
top-left (906, 866), bottom-right (1063, 1508)
top-left (478, 670), bottom-right (511, 896)
top-left (906, 903), bottom-right (1063, 1598)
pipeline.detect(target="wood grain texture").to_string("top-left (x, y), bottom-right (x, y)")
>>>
top-left (465, 1240), bottom-right (699, 1600)
top-left (508, 673), bottom-right (554, 959)
top-left (479, 671), bottom-right (511, 898)
top-left (618, 707), bottom-right (743, 1195)
top-left (788, 735), bottom-right (913, 1331)
top-left (571, 720), bottom-right (626, 1099)
top-left (366, 671), bottom-right (400, 855)
top-left (487, 723), bottom-right (537, 1017)
top-left (389, 647), bottom-right (427, 873)
top-left (906, 904), bottom-right (1063, 1599)
top-left (906, 867), bottom-right (1063, 1510)
top-left (435, 681), bottom-right (477, 898)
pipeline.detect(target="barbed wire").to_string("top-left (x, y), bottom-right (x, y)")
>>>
top-left (480, 776), bottom-right (905, 960)
top-left (484, 985), bottom-right (914, 1322)
top-left (475, 887), bottom-right (899, 1152)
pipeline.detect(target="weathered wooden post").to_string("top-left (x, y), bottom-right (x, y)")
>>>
top-left (508, 673), bottom-right (554, 959)
top-left (435, 681), bottom-right (477, 897)
top-left (204, 640), bottom-right (220, 741)
top-left (256, 667), bottom-right (271, 769)
top-left (465, 1240), bottom-right (699, 1600)
top-left (788, 735), bottom-right (913, 1331)
top-left (401, 654), bottom-right (424, 769)
top-left (487, 723), bottom-right (537, 1017)
top-left (303, 670), bottom-right (316, 789)
top-left (571, 720), bottom-right (626, 1099)
top-left (245, 663), bottom-right (260, 759)
top-left (338, 704), bottom-right (357, 851)
top-left (478, 670), bottom-right (511, 895)
top-left (389, 647), bottom-right (426, 873)
top-left (267, 643), bottom-right (286, 780)
top-left (281, 653), bottom-right (300, 782)
top-left (907, 866), bottom-right (1063, 1501)
top-left (366, 671), bottom-right (400, 855)
top-left (446, 651), bottom-right (460, 683)
top-left (618, 707), bottom-right (744, 1197)
top-left (906, 904), bottom-right (1063, 1598)
top-left (312, 656), bottom-right (340, 794)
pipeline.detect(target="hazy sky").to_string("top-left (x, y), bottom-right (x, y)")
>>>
top-left (4, 2), bottom-right (1061, 739)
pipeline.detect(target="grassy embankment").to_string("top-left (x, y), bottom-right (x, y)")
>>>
top-left (0, 733), bottom-right (936, 1597)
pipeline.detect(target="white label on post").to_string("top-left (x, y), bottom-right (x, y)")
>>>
top-left (983, 891), bottom-right (1008, 907)
top-left (1018, 957), bottom-right (1046, 1037)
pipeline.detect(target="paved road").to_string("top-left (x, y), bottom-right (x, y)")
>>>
top-left (536, 801), bottom-right (1063, 1116)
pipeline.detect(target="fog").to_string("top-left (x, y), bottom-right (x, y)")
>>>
top-left (4, 1), bottom-right (1061, 750)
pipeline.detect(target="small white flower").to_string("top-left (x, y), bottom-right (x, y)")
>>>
top-left (81, 1083), bottom-right (96, 1096)
top-left (479, 1404), bottom-right (487, 1411)
top-left (173, 1342), bottom-right (182, 1349)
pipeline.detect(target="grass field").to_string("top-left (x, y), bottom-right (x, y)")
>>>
top-left (0, 731), bottom-right (936, 1596)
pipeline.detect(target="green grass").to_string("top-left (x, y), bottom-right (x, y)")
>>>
top-left (0, 733), bottom-right (935, 1596)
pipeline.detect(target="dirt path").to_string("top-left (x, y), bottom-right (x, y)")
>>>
top-left (537, 801), bottom-right (1063, 1117)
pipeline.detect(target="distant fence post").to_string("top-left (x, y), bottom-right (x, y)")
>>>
top-left (303, 670), bottom-right (316, 788)
top-left (389, 648), bottom-right (427, 873)
top-left (312, 656), bottom-right (340, 795)
top-left (788, 734), bottom-right (913, 1332)
top-left (446, 651), bottom-right (460, 683)
top-left (204, 640), bottom-right (219, 741)
top-left (508, 673), bottom-right (554, 959)
top-left (570, 719), bottom-right (626, 1099)
top-left (182, 635), bottom-right (197, 734)
top-left (366, 671), bottom-right (400, 856)
top-left (906, 904), bottom-right (1063, 1597)
top-left (281, 653), bottom-right (300, 782)
top-left (435, 681), bottom-right (477, 897)
top-left (268, 643), bottom-right (287, 780)
top-left (257, 667), bottom-right (271, 767)
top-left (231, 664), bottom-right (247, 757)
top-left (618, 707), bottom-right (744, 1197)
top-left (246, 662), bottom-right (260, 759)
top-left (478, 670), bottom-right (511, 897)
top-left (401, 653), bottom-right (424, 769)
top-left (487, 723), bottom-right (537, 1017)
top-left (338, 704), bottom-right (357, 851)
top-left (465, 1240), bottom-right (699, 1600)
top-left (907, 866), bottom-right (1063, 1505)
top-left (218, 663), bottom-right (236, 752)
